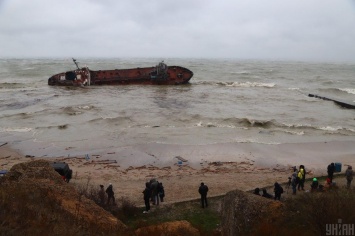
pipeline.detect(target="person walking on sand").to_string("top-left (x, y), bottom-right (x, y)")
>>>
top-left (291, 170), bottom-right (298, 195)
top-left (345, 165), bottom-right (353, 189)
top-left (143, 182), bottom-right (151, 213)
top-left (158, 182), bottom-right (165, 202)
top-left (198, 182), bottom-right (209, 208)
top-left (98, 184), bottom-right (105, 205)
top-left (150, 178), bottom-right (159, 205)
top-left (106, 183), bottom-right (115, 205)
top-left (327, 163), bottom-right (335, 182)
top-left (297, 165), bottom-right (305, 191)
top-left (274, 182), bottom-right (283, 200)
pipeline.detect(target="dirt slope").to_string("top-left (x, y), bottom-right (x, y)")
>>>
top-left (0, 160), bottom-right (129, 236)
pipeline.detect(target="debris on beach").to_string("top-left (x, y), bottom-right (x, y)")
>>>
top-left (175, 156), bottom-right (188, 162)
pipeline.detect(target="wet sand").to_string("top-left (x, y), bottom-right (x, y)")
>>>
top-left (1, 141), bottom-right (354, 206)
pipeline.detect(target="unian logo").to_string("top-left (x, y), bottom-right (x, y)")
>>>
top-left (326, 219), bottom-right (354, 236)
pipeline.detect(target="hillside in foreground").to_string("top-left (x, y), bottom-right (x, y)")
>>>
top-left (0, 160), bottom-right (354, 236)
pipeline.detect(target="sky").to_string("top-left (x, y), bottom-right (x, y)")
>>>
top-left (0, 0), bottom-right (355, 62)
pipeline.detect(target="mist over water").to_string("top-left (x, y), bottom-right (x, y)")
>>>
top-left (0, 58), bottom-right (354, 157)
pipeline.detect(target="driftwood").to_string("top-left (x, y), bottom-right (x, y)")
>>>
top-left (84, 160), bottom-right (117, 165)
top-left (175, 156), bottom-right (188, 162)
top-left (0, 142), bottom-right (8, 148)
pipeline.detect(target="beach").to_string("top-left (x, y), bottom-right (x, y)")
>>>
top-left (1, 141), bottom-right (354, 206)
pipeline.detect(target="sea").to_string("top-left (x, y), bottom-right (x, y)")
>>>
top-left (0, 58), bottom-right (354, 157)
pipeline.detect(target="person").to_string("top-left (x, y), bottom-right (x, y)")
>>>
top-left (297, 165), bottom-right (305, 191)
top-left (150, 178), bottom-right (159, 205)
top-left (158, 182), bottom-right (165, 202)
top-left (143, 182), bottom-right (151, 213)
top-left (253, 188), bottom-right (261, 195)
top-left (345, 165), bottom-right (353, 189)
top-left (291, 170), bottom-right (298, 195)
top-left (327, 163), bottom-right (335, 182)
top-left (98, 184), bottom-right (105, 205)
top-left (310, 178), bottom-right (319, 192)
top-left (262, 189), bottom-right (273, 199)
top-left (105, 183), bottom-right (115, 205)
top-left (198, 182), bottom-right (209, 208)
top-left (274, 182), bottom-right (283, 200)
top-left (324, 177), bottom-right (332, 191)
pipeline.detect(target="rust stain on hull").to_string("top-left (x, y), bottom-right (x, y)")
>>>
top-left (48, 60), bottom-right (193, 86)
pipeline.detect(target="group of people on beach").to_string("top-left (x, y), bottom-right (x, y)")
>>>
top-left (142, 178), bottom-right (165, 213)
top-left (98, 183), bottom-right (116, 206)
top-left (142, 179), bottom-right (210, 213)
top-left (253, 163), bottom-right (353, 201)
top-left (96, 163), bottom-right (353, 212)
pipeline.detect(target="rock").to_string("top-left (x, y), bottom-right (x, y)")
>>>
top-left (220, 189), bottom-right (284, 235)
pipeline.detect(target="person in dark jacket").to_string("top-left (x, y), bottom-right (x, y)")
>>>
top-left (198, 182), bottom-right (209, 208)
top-left (345, 165), bottom-right (353, 189)
top-left (158, 182), bottom-right (165, 202)
top-left (327, 163), bottom-right (335, 182)
top-left (274, 182), bottom-right (283, 200)
top-left (291, 171), bottom-right (298, 195)
top-left (143, 182), bottom-right (151, 213)
top-left (150, 178), bottom-right (159, 205)
top-left (98, 184), bottom-right (105, 205)
top-left (262, 189), bottom-right (273, 199)
top-left (105, 183), bottom-right (115, 205)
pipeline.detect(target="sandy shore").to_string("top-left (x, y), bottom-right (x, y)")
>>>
top-left (1, 141), bottom-right (354, 206)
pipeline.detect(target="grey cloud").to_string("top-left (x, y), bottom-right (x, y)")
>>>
top-left (0, 0), bottom-right (354, 62)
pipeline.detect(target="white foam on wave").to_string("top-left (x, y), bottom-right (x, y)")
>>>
top-left (319, 126), bottom-right (343, 132)
top-left (339, 88), bottom-right (355, 95)
top-left (0, 127), bottom-right (32, 132)
top-left (288, 87), bottom-right (300, 91)
top-left (194, 121), bottom-right (236, 129)
top-left (234, 138), bottom-right (280, 145)
top-left (77, 105), bottom-right (93, 110)
top-left (223, 81), bottom-right (275, 88)
top-left (282, 130), bottom-right (305, 135)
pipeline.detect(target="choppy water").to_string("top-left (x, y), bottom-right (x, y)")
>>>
top-left (0, 58), bottom-right (354, 157)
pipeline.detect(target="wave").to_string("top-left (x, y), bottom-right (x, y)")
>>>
top-left (0, 82), bottom-right (27, 89)
top-left (237, 118), bottom-right (275, 128)
top-left (217, 81), bottom-right (276, 88)
top-left (194, 121), bottom-right (237, 129)
top-left (34, 124), bottom-right (69, 130)
top-left (61, 105), bottom-right (98, 115)
top-left (193, 80), bottom-right (276, 88)
top-left (191, 118), bottom-right (355, 136)
top-left (338, 88), bottom-right (355, 95)
top-left (234, 138), bottom-right (281, 145)
top-left (0, 127), bottom-right (32, 132)
top-left (319, 88), bottom-right (355, 95)
top-left (87, 116), bottom-right (133, 124)
top-left (230, 71), bottom-right (250, 75)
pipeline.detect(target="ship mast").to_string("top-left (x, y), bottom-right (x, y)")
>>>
top-left (72, 58), bottom-right (80, 70)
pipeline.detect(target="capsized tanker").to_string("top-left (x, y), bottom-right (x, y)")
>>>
top-left (48, 59), bottom-right (193, 86)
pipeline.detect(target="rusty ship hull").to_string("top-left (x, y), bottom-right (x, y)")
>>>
top-left (48, 61), bottom-right (193, 86)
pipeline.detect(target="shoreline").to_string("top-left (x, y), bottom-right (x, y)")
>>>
top-left (1, 140), bottom-right (354, 205)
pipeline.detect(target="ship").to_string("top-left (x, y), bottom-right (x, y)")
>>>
top-left (48, 59), bottom-right (193, 86)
